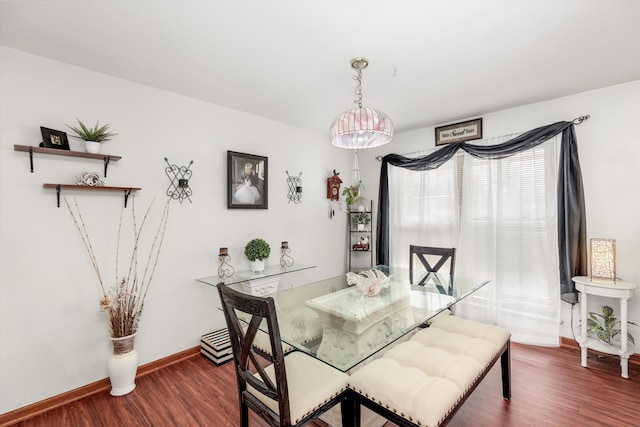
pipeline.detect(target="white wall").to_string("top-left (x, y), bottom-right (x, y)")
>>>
top-left (0, 47), bottom-right (352, 414)
top-left (2, 45), bottom-right (638, 414)
top-left (358, 80), bottom-right (640, 342)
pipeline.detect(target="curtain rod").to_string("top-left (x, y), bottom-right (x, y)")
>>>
top-left (375, 115), bottom-right (590, 161)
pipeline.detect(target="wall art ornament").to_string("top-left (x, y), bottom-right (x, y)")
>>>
top-left (165, 157), bottom-right (193, 203)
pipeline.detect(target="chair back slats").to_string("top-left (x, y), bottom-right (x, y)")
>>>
top-left (217, 283), bottom-right (292, 424)
top-left (409, 245), bottom-right (457, 293)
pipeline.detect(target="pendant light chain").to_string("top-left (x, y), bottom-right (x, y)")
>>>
top-left (353, 68), bottom-right (363, 108)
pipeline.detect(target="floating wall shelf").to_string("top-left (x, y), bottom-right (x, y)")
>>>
top-left (14, 144), bottom-right (122, 176)
top-left (43, 184), bottom-right (141, 208)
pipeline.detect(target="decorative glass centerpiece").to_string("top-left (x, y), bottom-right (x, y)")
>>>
top-left (346, 269), bottom-right (390, 296)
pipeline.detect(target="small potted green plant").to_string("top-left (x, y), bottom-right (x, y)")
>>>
top-left (244, 238), bottom-right (271, 273)
top-left (342, 181), bottom-right (365, 213)
top-left (587, 305), bottom-right (637, 345)
top-left (66, 118), bottom-right (118, 154)
top-left (353, 211), bottom-right (370, 231)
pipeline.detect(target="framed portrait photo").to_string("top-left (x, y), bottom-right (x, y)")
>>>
top-left (227, 151), bottom-right (268, 209)
top-left (40, 126), bottom-right (70, 150)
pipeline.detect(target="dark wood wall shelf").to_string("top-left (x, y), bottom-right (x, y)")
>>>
top-left (43, 184), bottom-right (141, 208)
top-left (14, 144), bottom-right (122, 176)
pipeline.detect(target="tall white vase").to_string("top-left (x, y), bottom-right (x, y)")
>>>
top-left (107, 333), bottom-right (139, 396)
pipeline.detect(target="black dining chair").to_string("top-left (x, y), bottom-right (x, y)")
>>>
top-left (409, 245), bottom-right (456, 295)
top-left (217, 283), bottom-right (352, 427)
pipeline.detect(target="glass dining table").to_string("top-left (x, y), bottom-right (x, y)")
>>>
top-left (201, 266), bottom-right (489, 372)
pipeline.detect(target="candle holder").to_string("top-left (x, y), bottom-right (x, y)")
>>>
top-left (218, 247), bottom-right (235, 280)
top-left (280, 241), bottom-right (294, 267)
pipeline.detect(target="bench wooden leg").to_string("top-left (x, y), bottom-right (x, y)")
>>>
top-left (341, 391), bottom-right (360, 427)
top-left (501, 340), bottom-right (511, 400)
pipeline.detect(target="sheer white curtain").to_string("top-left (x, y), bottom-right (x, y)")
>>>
top-left (388, 135), bottom-right (561, 346)
top-left (388, 156), bottom-right (460, 268)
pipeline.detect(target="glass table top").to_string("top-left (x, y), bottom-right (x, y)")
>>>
top-left (221, 266), bottom-right (489, 372)
top-left (196, 264), bottom-right (316, 286)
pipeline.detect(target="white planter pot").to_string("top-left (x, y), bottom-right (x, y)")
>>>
top-left (250, 259), bottom-right (265, 273)
top-left (84, 140), bottom-right (101, 154)
top-left (357, 224), bottom-right (365, 231)
top-left (107, 333), bottom-right (139, 396)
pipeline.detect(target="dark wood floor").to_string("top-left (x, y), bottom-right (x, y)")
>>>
top-left (7, 343), bottom-right (640, 427)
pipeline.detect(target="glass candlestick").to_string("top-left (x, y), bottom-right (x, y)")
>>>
top-left (218, 247), bottom-right (234, 280)
top-left (280, 241), bottom-right (294, 267)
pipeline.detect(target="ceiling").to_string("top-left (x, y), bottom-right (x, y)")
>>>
top-left (1, 1), bottom-right (639, 135)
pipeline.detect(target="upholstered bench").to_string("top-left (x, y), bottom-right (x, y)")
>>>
top-left (348, 314), bottom-right (511, 427)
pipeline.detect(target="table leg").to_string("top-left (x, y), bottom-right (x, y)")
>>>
top-left (620, 298), bottom-right (629, 379)
top-left (580, 291), bottom-right (588, 367)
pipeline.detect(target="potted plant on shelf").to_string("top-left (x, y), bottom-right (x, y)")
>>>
top-left (66, 118), bottom-right (118, 154)
top-left (587, 305), bottom-right (637, 345)
top-left (244, 238), bottom-right (271, 273)
top-left (353, 211), bottom-right (370, 231)
top-left (342, 181), bottom-right (365, 213)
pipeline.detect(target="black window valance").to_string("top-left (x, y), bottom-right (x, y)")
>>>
top-left (376, 121), bottom-right (587, 301)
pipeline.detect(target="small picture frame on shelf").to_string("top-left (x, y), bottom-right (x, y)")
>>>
top-left (40, 127), bottom-right (70, 150)
top-left (227, 151), bottom-right (268, 209)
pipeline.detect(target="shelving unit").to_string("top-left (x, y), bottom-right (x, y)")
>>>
top-left (14, 144), bottom-right (121, 176)
top-left (348, 200), bottom-right (374, 272)
top-left (43, 184), bottom-right (141, 208)
top-left (14, 144), bottom-right (140, 207)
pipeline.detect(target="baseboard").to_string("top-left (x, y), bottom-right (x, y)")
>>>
top-left (0, 346), bottom-right (200, 427)
top-left (560, 337), bottom-right (640, 365)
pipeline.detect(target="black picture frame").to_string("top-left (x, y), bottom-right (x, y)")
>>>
top-left (227, 151), bottom-right (268, 209)
top-left (435, 118), bottom-right (483, 146)
top-left (40, 126), bottom-right (70, 150)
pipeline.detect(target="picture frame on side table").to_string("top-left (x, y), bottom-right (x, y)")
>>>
top-left (40, 126), bottom-right (70, 150)
top-left (227, 151), bottom-right (268, 209)
top-left (435, 118), bottom-right (483, 146)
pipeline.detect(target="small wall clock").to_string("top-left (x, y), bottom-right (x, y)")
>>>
top-left (327, 170), bottom-right (342, 201)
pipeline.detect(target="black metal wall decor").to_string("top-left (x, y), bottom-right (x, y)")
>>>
top-left (286, 171), bottom-right (302, 204)
top-left (165, 157), bottom-right (193, 203)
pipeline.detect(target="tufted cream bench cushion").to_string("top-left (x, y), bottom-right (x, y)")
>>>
top-left (348, 314), bottom-right (511, 427)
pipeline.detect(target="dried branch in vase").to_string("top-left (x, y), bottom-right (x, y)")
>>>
top-left (65, 196), bottom-right (171, 338)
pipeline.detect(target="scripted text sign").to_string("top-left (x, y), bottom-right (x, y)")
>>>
top-left (435, 118), bottom-right (483, 145)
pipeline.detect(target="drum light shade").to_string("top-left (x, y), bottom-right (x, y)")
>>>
top-left (330, 107), bottom-right (394, 149)
top-left (330, 57), bottom-right (393, 149)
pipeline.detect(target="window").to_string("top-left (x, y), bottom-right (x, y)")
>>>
top-left (388, 135), bottom-right (561, 345)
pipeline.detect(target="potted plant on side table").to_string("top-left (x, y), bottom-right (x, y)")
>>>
top-left (587, 305), bottom-right (637, 345)
top-left (244, 238), bottom-right (271, 273)
top-left (67, 118), bottom-right (118, 154)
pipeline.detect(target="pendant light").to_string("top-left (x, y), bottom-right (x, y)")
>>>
top-left (330, 57), bottom-right (394, 149)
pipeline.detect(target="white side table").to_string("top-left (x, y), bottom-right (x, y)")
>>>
top-left (573, 276), bottom-right (638, 378)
